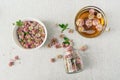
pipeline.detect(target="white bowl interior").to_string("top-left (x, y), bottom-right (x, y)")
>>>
top-left (13, 18), bottom-right (47, 50)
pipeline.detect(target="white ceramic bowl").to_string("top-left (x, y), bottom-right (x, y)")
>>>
top-left (13, 18), bottom-right (47, 50)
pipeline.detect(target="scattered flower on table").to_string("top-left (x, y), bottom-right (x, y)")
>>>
top-left (8, 55), bottom-right (20, 67)
top-left (79, 45), bottom-right (88, 51)
top-left (50, 58), bottom-right (56, 63)
top-left (57, 54), bottom-right (63, 59)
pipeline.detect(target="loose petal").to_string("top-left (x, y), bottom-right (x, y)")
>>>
top-left (80, 45), bottom-right (88, 51)
top-left (9, 61), bottom-right (14, 67)
top-left (68, 29), bottom-right (74, 33)
top-left (57, 55), bottom-right (63, 59)
top-left (59, 34), bottom-right (65, 38)
top-left (50, 58), bottom-right (56, 63)
top-left (66, 46), bottom-right (73, 52)
top-left (14, 56), bottom-right (20, 60)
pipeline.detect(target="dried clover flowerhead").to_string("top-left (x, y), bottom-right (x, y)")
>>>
top-left (88, 14), bottom-right (95, 19)
top-left (51, 38), bottom-right (58, 45)
top-left (50, 58), bottom-right (56, 63)
top-left (47, 38), bottom-right (58, 48)
top-left (57, 54), bottom-right (63, 59)
top-left (68, 29), bottom-right (74, 33)
top-left (9, 61), bottom-right (14, 67)
top-left (80, 45), bottom-right (88, 51)
top-left (59, 34), bottom-right (65, 38)
top-left (66, 46), bottom-right (73, 52)
top-left (89, 9), bottom-right (95, 14)
top-left (97, 13), bottom-right (102, 19)
top-left (55, 43), bottom-right (62, 49)
top-left (76, 19), bottom-right (84, 27)
top-left (14, 56), bottom-right (20, 60)
top-left (47, 43), bottom-right (52, 48)
top-left (8, 55), bottom-right (20, 67)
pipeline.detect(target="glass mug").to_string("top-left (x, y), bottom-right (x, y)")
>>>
top-left (75, 6), bottom-right (107, 38)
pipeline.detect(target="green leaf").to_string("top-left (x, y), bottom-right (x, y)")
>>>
top-left (61, 28), bottom-right (66, 32)
top-left (63, 41), bottom-right (70, 45)
top-left (62, 37), bottom-right (70, 45)
top-left (16, 20), bottom-right (23, 27)
top-left (59, 24), bottom-right (64, 28)
top-left (64, 37), bottom-right (69, 41)
top-left (58, 23), bottom-right (68, 32)
top-left (19, 39), bottom-right (23, 42)
top-left (24, 32), bottom-right (29, 35)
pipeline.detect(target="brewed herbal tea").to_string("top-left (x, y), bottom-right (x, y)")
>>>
top-left (75, 6), bottom-right (107, 38)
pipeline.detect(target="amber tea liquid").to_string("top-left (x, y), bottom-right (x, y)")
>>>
top-left (75, 6), bottom-right (107, 38)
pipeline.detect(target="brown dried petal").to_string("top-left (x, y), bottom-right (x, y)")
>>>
top-left (55, 43), bottom-right (62, 48)
top-left (9, 61), bottom-right (14, 67)
top-left (50, 58), bottom-right (56, 63)
top-left (14, 56), bottom-right (20, 60)
top-left (51, 38), bottom-right (58, 45)
top-left (68, 29), bottom-right (74, 33)
top-left (57, 55), bottom-right (63, 59)
top-left (80, 45), bottom-right (88, 51)
top-left (59, 34), bottom-right (65, 38)
top-left (47, 43), bottom-right (52, 48)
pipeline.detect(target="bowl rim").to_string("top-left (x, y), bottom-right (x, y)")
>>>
top-left (13, 18), bottom-right (47, 51)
